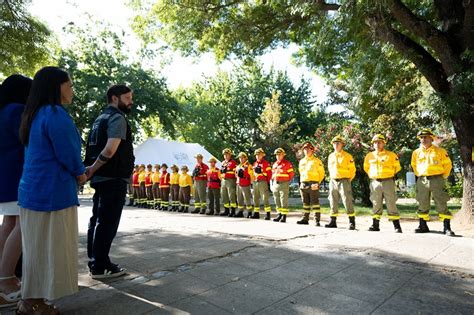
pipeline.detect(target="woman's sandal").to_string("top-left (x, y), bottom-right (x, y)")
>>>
top-left (0, 276), bottom-right (21, 308)
top-left (16, 299), bottom-right (59, 315)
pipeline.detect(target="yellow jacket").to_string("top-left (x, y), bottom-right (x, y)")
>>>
top-left (152, 171), bottom-right (161, 183)
top-left (411, 145), bottom-right (452, 178)
top-left (170, 172), bottom-right (180, 185)
top-left (179, 173), bottom-right (193, 187)
top-left (364, 150), bottom-right (401, 179)
top-left (138, 171), bottom-right (146, 183)
top-left (299, 155), bottom-right (325, 183)
top-left (328, 150), bottom-right (356, 180)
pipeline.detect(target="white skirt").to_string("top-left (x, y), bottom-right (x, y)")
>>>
top-left (0, 201), bottom-right (20, 216)
top-left (20, 206), bottom-right (79, 300)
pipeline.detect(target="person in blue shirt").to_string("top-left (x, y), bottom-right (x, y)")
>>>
top-left (16, 67), bottom-right (87, 314)
top-left (0, 74), bottom-right (32, 308)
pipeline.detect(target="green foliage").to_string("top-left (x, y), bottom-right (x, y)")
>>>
top-left (446, 178), bottom-right (463, 199)
top-left (0, 0), bottom-right (53, 77)
top-left (174, 62), bottom-right (325, 161)
top-left (57, 23), bottom-right (179, 143)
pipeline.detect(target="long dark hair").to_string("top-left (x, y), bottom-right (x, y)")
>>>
top-left (19, 67), bottom-right (70, 145)
top-left (0, 74), bottom-right (32, 110)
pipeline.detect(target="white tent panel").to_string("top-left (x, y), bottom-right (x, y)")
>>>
top-left (134, 138), bottom-right (220, 168)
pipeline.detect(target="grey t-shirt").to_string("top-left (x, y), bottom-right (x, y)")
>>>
top-left (91, 106), bottom-right (131, 184)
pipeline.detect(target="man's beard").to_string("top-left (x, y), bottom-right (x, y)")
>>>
top-left (118, 99), bottom-right (132, 114)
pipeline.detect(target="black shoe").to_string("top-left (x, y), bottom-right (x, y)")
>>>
top-left (126, 200), bottom-right (134, 206)
top-left (90, 264), bottom-right (126, 279)
top-left (220, 208), bottom-right (230, 216)
top-left (228, 208), bottom-right (236, 217)
top-left (393, 220), bottom-right (402, 233)
top-left (273, 213), bottom-right (283, 222)
top-left (199, 209), bottom-right (206, 214)
top-left (325, 216), bottom-right (337, 228)
top-left (297, 213), bottom-right (309, 225)
top-left (415, 218), bottom-right (430, 233)
top-left (215, 209), bottom-right (220, 215)
top-left (183, 207), bottom-right (189, 213)
top-left (251, 212), bottom-right (260, 219)
top-left (443, 219), bottom-right (455, 236)
top-left (163, 207), bottom-right (169, 212)
top-left (178, 206), bottom-right (184, 213)
top-left (206, 210), bottom-right (214, 215)
top-left (235, 210), bottom-right (244, 218)
top-left (246, 212), bottom-right (253, 218)
top-left (265, 212), bottom-right (271, 221)
top-left (315, 212), bottom-right (321, 226)
top-left (349, 216), bottom-right (356, 230)
top-left (191, 208), bottom-right (200, 214)
top-left (368, 218), bottom-right (380, 231)
top-left (280, 215), bottom-right (287, 223)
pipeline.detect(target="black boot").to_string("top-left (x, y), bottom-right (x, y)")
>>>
top-left (235, 210), bottom-right (244, 218)
top-left (273, 213), bottom-right (283, 222)
top-left (443, 219), bottom-right (455, 236)
top-left (297, 213), bottom-right (309, 225)
top-left (127, 199), bottom-right (134, 206)
top-left (393, 220), bottom-right (402, 233)
top-left (349, 216), bottom-right (356, 230)
top-left (265, 212), bottom-right (271, 220)
top-left (173, 206), bottom-right (178, 212)
top-left (183, 206), bottom-right (189, 213)
top-left (199, 208), bottom-right (206, 214)
top-left (251, 211), bottom-right (260, 219)
top-left (415, 218), bottom-right (430, 233)
top-left (247, 211), bottom-right (253, 218)
top-left (325, 216), bottom-right (337, 228)
top-left (163, 206), bottom-right (169, 211)
top-left (191, 207), bottom-right (200, 214)
top-left (228, 208), bottom-right (236, 217)
top-left (315, 212), bottom-right (321, 227)
top-left (215, 208), bottom-right (220, 215)
top-left (280, 214), bottom-right (287, 223)
top-left (220, 207), bottom-right (230, 216)
top-left (368, 218), bottom-right (380, 231)
top-left (178, 206), bottom-right (184, 213)
top-left (206, 209), bottom-right (214, 215)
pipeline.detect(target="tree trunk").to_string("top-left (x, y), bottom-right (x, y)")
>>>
top-left (451, 112), bottom-right (474, 224)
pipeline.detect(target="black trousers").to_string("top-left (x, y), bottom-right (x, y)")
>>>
top-left (87, 178), bottom-right (127, 270)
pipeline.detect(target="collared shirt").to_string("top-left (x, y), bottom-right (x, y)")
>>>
top-left (299, 155), bottom-right (325, 183)
top-left (411, 145), bottom-right (452, 178)
top-left (328, 150), bottom-right (356, 180)
top-left (272, 159), bottom-right (295, 182)
top-left (364, 149), bottom-right (401, 179)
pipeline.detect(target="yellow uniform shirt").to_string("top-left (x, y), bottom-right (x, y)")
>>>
top-left (364, 150), bottom-right (401, 179)
top-left (152, 171), bottom-right (160, 183)
top-left (299, 155), bottom-right (325, 183)
top-left (179, 173), bottom-right (193, 187)
top-left (328, 150), bottom-right (356, 180)
top-left (411, 145), bottom-right (452, 178)
top-left (170, 172), bottom-right (180, 185)
top-left (138, 171), bottom-right (146, 183)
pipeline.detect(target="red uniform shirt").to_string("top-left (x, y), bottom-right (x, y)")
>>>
top-left (132, 171), bottom-right (139, 187)
top-left (253, 159), bottom-right (272, 182)
top-left (159, 171), bottom-right (170, 188)
top-left (236, 162), bottom-right (252, 187)
top-left (193, 162), bottom-right (209, 181)
top-left (145, 171), bottom-right (152, 186)
top-left (207, 167), bottom-right (221, 189)
top-left (272, 159), bottom-right (294, 182)
top-left (221, 159), bottom-right (237, 179)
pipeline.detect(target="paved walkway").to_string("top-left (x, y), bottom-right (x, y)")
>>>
top-left (2, 198), bottom-right (473, 314)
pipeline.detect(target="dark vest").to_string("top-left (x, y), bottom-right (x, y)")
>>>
top-left (84, 106), bottom-right (135, 178)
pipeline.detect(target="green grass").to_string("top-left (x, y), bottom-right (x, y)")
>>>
top-left (287, 203), bottom-right (461, 219)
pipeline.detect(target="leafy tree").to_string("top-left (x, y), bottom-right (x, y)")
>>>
top-left (132, 0), bottom-right (474, 222)
top-left (0, 0), bottom-right (52, 76)
top-left (57, 23), bottom-right (179, 143)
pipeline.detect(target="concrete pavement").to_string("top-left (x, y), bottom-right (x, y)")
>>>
top-left (2, 198), bottom-right (473, 314)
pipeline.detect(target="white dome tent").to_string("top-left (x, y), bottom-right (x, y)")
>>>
top-left (133, 138), bottom-right (220, 168)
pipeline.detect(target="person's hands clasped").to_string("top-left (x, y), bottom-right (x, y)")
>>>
top-left (77, 173), bottom-right (88, 186)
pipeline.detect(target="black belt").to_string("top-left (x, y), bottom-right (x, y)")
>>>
top-left (276, 180), bottom-right (289, 184)
top-left (374, 177), bottom-right (394, 182)
top-left (333, 178), bottom-right (349, 182)
top-left (419, 175), bottom-right (442, 179)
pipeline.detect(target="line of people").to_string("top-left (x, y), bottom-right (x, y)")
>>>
top-left (128, 129), bottom-right (455, 236)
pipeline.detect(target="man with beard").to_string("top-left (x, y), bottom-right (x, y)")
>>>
top-left (85, 85), bottom-right (135, 279)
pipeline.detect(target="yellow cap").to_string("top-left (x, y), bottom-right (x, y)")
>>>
top-left (254, 148), bottom-right (265, 156)
top-left (238, 152), bottom-right (248, 159)
top-left (331, 135), bottom-right (345, 144)
top-left (181, 165), bottom-right (189, 171)
top-left (274, 147), bottom-right (286, 155)
top-left (208, 157), bottom-right (217, 163)
top-left (417, 128), bottom-right (435, 139)
top-left (171, 164), bottom-right (179, 171)
top-left (222, 148), bottom-right (233, 155)
top-left (194, 153), bottom-right (203, 159)
top-left (371, 134), bottom-right (387, 143)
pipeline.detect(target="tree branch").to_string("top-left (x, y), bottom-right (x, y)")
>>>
top-left (367, 15), bottom-right (450, 93)
top-left (461, 0), bottom-right (474, 50)
top-left (388, 0), bottom-right (461, 75)
top-left (315, 0), bottom-right (341, 11)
